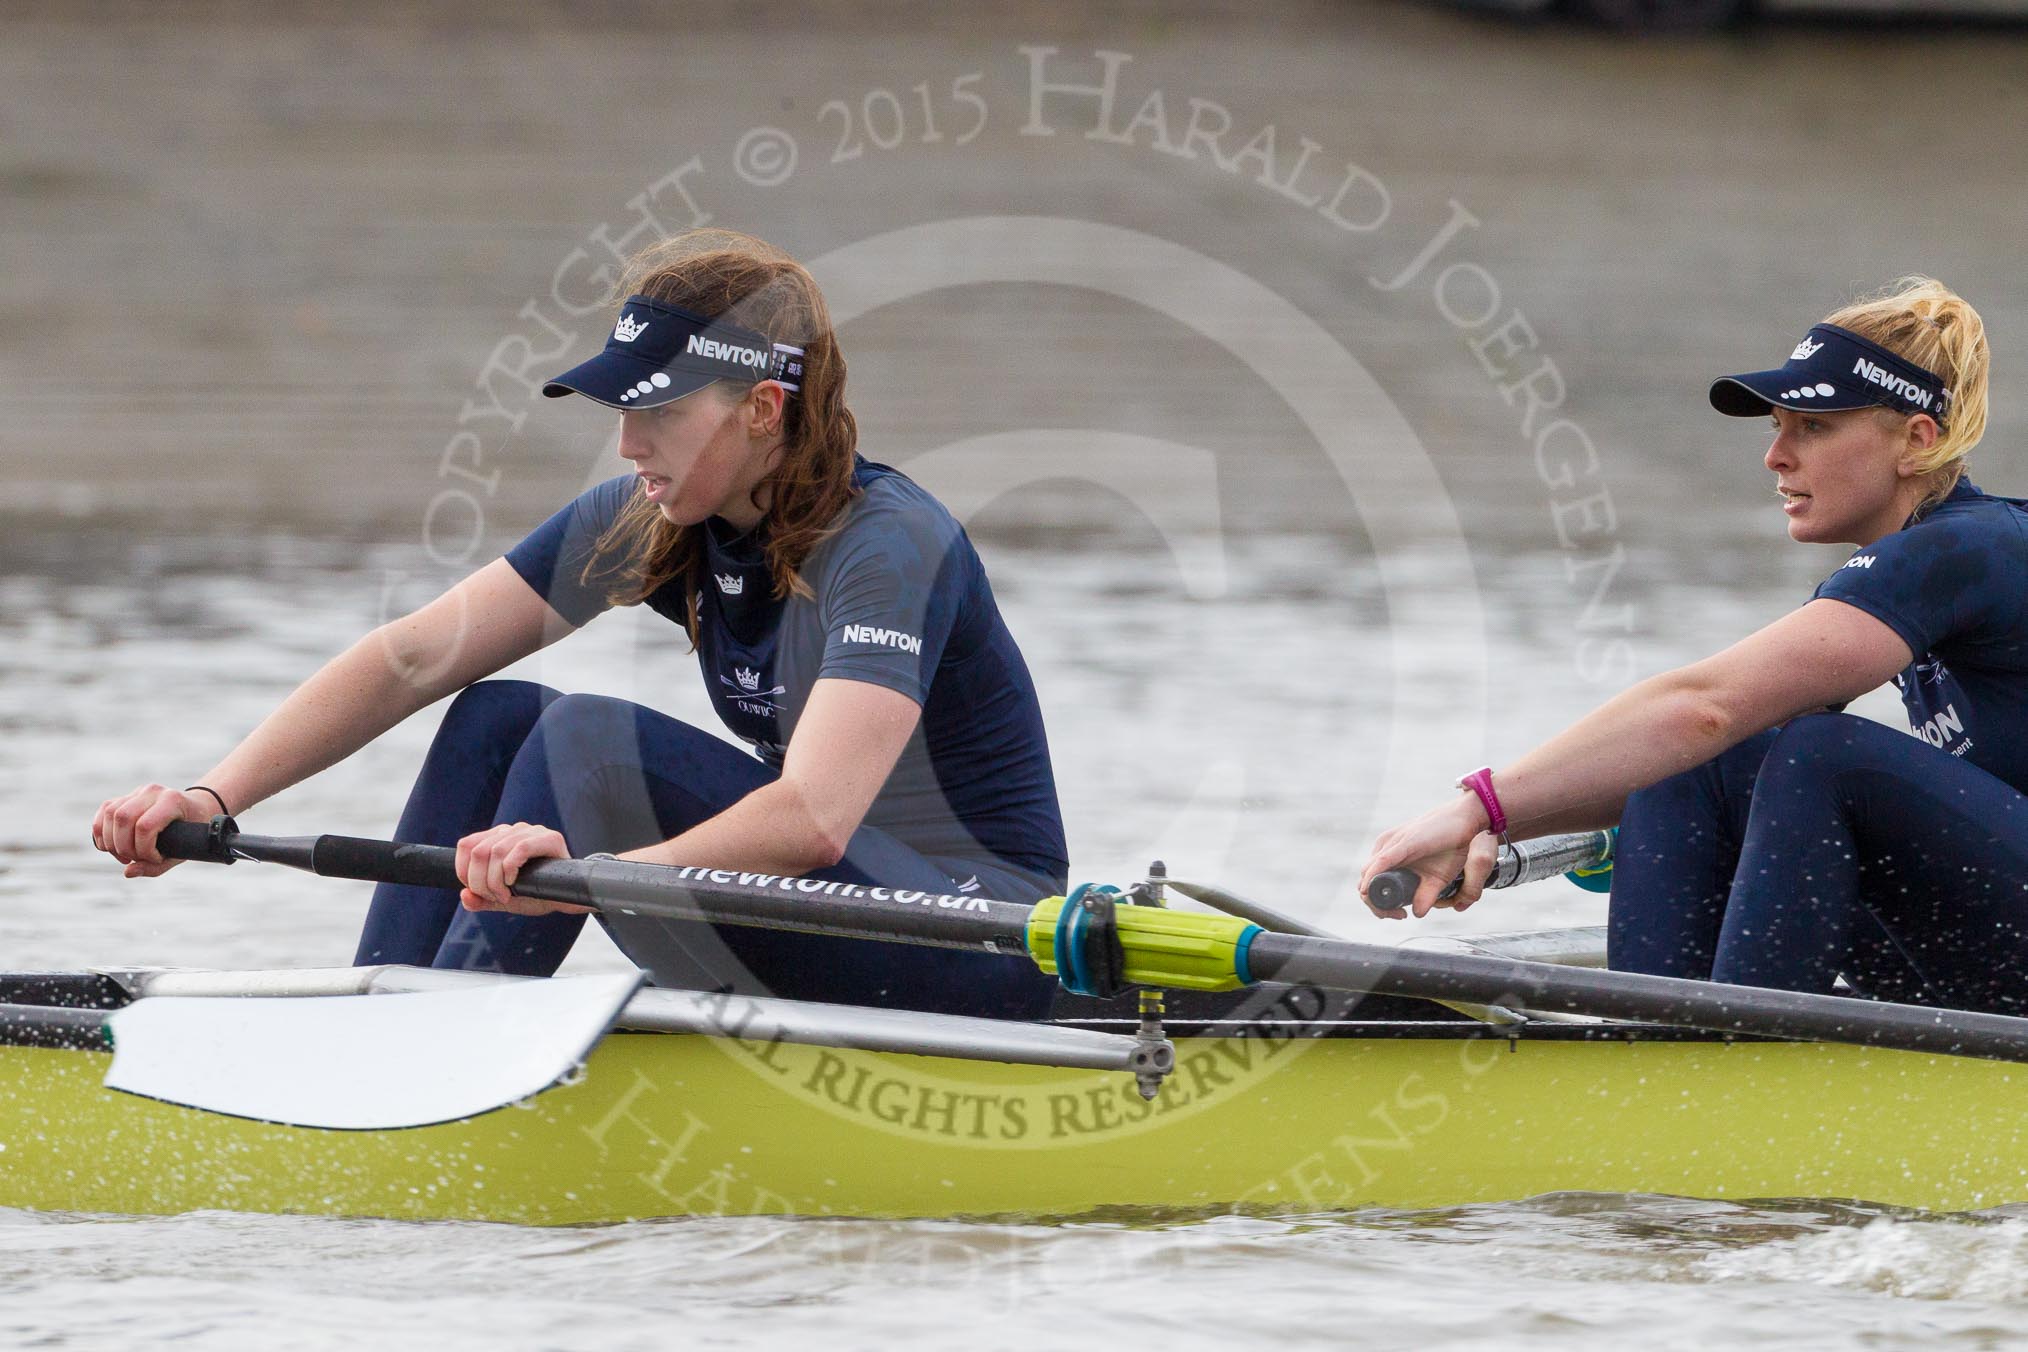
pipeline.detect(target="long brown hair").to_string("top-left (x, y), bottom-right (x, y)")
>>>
top-left (581, 229), bottom-right (859, 635)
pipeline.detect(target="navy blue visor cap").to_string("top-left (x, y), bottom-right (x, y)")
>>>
top-left (543, 295), bottom-right (806, 411)
top-left (1709, 323), bottom-right (1951, 427)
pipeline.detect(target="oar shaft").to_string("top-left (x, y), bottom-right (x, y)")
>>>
top-left (0, 1003), bottom-right (112, 1052)
top-left (1493, 830), bottom-right (1616, 886)
top-left (160, 820), bottom-right (2028, 1068)
top-left (162, 823), bottom-right (1037, 955)
top-left (559, 855), bottom-right (1037, 952)
top-left (1244, 932), bottom-right (2028, 1063)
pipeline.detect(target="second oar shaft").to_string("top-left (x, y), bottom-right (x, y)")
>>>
top-left (1243, 932), bottom-right (2028, 1063)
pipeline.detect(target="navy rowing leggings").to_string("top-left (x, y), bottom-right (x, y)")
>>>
top-left (352, 680), bottom-right (1056, 1019)
top-left (1608, 712), bottom-right (2028, 1014)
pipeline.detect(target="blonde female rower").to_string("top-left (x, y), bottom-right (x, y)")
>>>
top-left (1361, 278), bottom-right (2028, 1013)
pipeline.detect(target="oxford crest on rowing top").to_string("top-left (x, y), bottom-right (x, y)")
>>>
top-left (718, 665), bottom-right (786, 715)
top-left (721, 664), bottom-right (782, 717)
top-left (714, 572), bottom-right (744, 596)
top-left (613, 312), bottom-right (649, 343)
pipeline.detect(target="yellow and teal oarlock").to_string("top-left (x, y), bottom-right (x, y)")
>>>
top-left (1026, 893), bottom-right (1260, 992)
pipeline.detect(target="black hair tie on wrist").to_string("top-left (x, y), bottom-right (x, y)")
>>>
top-left (185, 785), bottom-right (232, 817)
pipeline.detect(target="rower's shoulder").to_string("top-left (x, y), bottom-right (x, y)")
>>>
top-left (837, 461), bottom-right (968, 543)
top-left (1824, 487), bottom-right (2028, 596)
top-left (507, 474), bottom-right (636, 557)
top-left (545, 473), bottom-right (638, 533)
top-left (851, 459), bottom-right (946, 512)
top-left (1911, 486), bottom-right (2028, 549)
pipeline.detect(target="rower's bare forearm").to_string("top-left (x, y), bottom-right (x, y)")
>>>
top-left (1494, 676), bottom-right (1737, 837)
top-left (197, 628), bottom-right (462, 814)
top-left (194, 561), bottom-right (558, 816)
top-left (1470, 601), bottom-right (1913, 840)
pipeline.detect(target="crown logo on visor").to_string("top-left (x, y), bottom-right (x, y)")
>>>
top-left (1790, 337), bottom-right (1824, 361)
top-left (613, 313), bottom-right (649, 343)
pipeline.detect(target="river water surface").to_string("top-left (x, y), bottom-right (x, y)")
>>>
top-left (7, 1), bottom-right (2028, 1347)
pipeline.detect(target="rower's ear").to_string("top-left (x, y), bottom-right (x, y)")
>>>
top-left (744, 381), bottom-right (787, 439)
top-left (1895, 412), bottom-right (1940, 475)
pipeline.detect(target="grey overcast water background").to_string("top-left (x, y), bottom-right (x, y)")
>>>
top-left (6, 2), bottom-right (2028, 1347)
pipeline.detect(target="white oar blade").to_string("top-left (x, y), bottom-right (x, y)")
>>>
top-left (104, 973), bottom-right (644, 1130)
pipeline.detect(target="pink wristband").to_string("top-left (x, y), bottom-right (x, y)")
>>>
top-left (1457, 766), bottom-right (1508, 837)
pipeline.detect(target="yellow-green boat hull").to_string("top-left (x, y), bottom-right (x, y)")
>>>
top-left (5, 1029), bottom-right (2025, 1222)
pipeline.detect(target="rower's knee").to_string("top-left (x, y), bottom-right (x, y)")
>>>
top-left (502, 694), bottom-right (760, 854)
top-left (1616, 725), bottom-right (1780, 899)
top-left (440, 680), bottom-right (563, 742)
top-left (1623, 767), bottom-right (1705, 823)
top-left (531, 693), bottom-right (742, 775)
top-left (1763, 711), bottom-right (1903, 781)
top-left (526, 693), bottom-right (646, 774)
top-left (531, 690), bottom-right (634, 734)
top-left (1626, 746), bottom-right (1742, 824)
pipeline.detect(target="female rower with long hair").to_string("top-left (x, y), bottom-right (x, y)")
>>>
top-left (91, 228), bottom-right (1066, 1020)
top-left (1358, 277), bottom-right (2028, 1013)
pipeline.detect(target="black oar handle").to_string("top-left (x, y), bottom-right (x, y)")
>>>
top-left (158, 819), bottom-right (587, 897)
top-left (158, 817), bottom-right (239, 865)
top-left (311, 835), bottom-right (473, 890)
top-left (1367, 868), bottom-right (1448, 912)
top-left (1368, 830), bottom-right (1613, 911)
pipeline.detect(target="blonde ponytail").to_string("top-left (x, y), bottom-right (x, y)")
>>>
top-left (1824, 277), bottom-right (1990, 509)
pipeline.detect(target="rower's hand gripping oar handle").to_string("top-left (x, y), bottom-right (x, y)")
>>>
top-left (158, 816), bottom-right (241, 866)
top-left (1367, 829), bottom-right (1615, 912)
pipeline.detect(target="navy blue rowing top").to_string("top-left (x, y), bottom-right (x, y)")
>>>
top-left (1814, 480), bottom-right (2028, 790)
top-left (503, 461), bottom-right (1068, 890)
